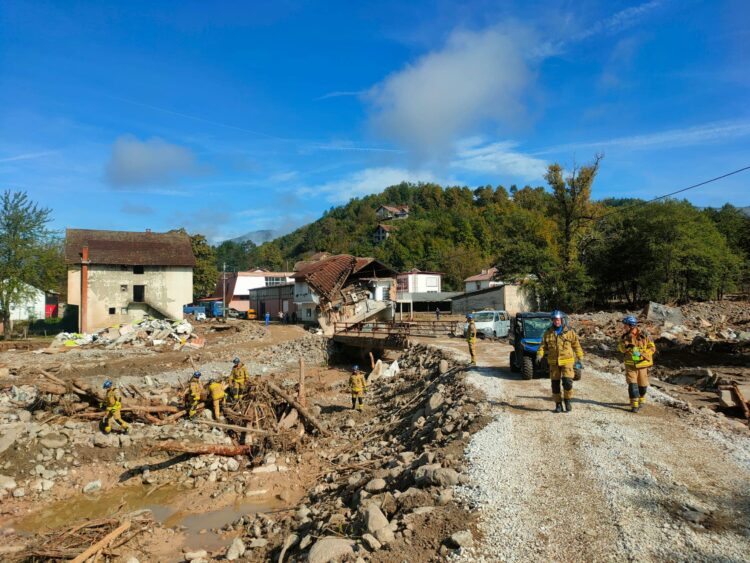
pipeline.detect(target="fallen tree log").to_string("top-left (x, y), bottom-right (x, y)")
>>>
top-left (266, 381), bottom-right (330, 437)
top-left (196, 419), bottom-right (274, 435)
top-left (149, 440), bottom-right (253, 456)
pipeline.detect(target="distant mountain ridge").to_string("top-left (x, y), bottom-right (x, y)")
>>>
top-left (229, 229), bottom-right (275, 245)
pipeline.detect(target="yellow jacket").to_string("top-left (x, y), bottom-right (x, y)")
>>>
top-left (618, 330), bottom-right (655, 367)
top-left (104, 388), bottom-right (122, 411)
top-left (537, 327), bottom-right (584, 366)
top-left (230, 364), bottom-right (249, 386)
top-left (208, 381), bottom-right (226, 401)
top-left (188, 380), bottom-right (202, 401)
top-left (349, 372), bottom-right (366, 395)
top-left (466, 320), bottom-right (477, 341)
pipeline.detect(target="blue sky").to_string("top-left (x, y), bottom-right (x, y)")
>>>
top-left (1, 0), bottom-right (748, 241)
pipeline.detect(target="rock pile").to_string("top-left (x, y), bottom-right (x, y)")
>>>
top-left (237, 343), bottom-right (482, 560)
top-left (572, 300), bottom-right (750, 348)
top-left (51, 318), bottom-right (200, 351)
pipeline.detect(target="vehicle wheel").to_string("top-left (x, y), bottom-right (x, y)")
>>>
top-left (493, 330), bottom-right (497, 339)
top-left (509, 351), bottom-right (519, 372)
top-left (522, 355), bottom-right (534, 380)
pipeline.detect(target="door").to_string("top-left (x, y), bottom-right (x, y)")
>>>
top-left (133, 285), bottom-right (145, 303)
top-left (497, 311), bottom-right (510, 337)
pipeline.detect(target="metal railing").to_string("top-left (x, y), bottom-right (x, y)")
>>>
top-left (333, 319), bottom-right (459, 338)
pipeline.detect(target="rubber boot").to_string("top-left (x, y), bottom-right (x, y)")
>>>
top-left (554, 402), bottom-right (563, 413)
top-left (564, 399), bottom-right (572, 413)
top-left (631, 398), bottom-right (640, 413)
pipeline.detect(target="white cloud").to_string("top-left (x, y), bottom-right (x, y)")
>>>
top-left (269, 171), bottom-right (299, 182)
top-left (366, 25), bottom-right (537, 159)
top-left (452, 138), bottom-right (547, 180)
top-left (316, 90), bottom-right (364, 100)
top-left (0, 150), bottom-right (57, 163)
top-left (105, 136), bottom-right (202, 187)
top-left (299, 167), bottom-right (442, 204)
top-left (534, 120), bottom-right (750, 155)
top-left (576, 1), bottom-right (664, 41)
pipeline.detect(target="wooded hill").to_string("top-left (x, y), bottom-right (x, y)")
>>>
top-left (214, 163), bottom-right (750, 310)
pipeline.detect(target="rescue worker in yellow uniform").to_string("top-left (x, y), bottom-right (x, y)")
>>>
top-left (349, 365), bottom-right (367, 410)
top-left (101, 379), bottom-right (129, 434)
top-left (618, 316), bottom-right (656, 413)
top-left (228, 357), bottom-right (249, 402)
top-left (207, 377), bottom-right (226, 420)
top-left (466, 314), bottom-right (477, 366)
top-left (536, 310), bottom-right (584, 413)
top-left (186, 371), bottom-right (203, 419)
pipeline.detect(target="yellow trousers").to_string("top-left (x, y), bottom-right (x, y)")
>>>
top-left (467, 338), bottom-right (476, 364)
top-left (212, 399), bottom-right (223, 419)
top-left (104, 408), bottom-right (129, 433)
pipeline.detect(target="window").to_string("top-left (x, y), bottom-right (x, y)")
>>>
top-left (133, 285), bottom-right (145, 302)
top-left (133, 265), bottom-right (144, 274)
top-left (476, 282), bottom-right (481, 290)
top-left (120, 284), bottom-right (128, 291)
top-left (121, 307), bottom-right (128, 315)
top-left (265, 276), bottom-right (287, 287)
top-left (108, 307), bottom-right (116, 315)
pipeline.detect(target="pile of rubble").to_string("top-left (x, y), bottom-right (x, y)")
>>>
top-left (573, 300), bottom-right (750, 348)
top-left (230, 343), bottom-right (483, 561)
top-left (51, 318), bottom-right (203, 351)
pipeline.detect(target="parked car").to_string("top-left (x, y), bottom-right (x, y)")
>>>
top-left (508, 312), bottom-right (582, 380)
top-left (463, 310), bottom-right (511, 339)
top-left (226, 308), bottom-right (242, 319)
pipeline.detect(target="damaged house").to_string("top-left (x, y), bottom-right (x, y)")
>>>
top-left (65, 229), bottom-right (195, 332)
top-left (293, 254), bottom-right (397, 333)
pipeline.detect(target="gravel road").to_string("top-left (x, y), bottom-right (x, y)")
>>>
top-left (430, 337), bottom-right (750, 562)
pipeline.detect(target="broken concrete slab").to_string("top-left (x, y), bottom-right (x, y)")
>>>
top-left (646, 302), bottom-right (684, 325)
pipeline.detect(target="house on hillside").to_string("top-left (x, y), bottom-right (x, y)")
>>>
top-left (376, 204), bottom-right (410, 221)
top-left (464, 267), bottom-right (503, 293)
top-left (373, 223), bottom-right (397, 244)
top-left (293, 254), bottom-right (397, 330)
top-left (65, 229), bottom-right (195, 332)
top-left (211, 269), bottom-right (294, 312)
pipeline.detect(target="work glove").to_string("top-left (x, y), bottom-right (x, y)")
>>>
top-left (574, 360), bottom-right (583, 370)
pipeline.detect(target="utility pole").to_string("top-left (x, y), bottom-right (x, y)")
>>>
top-left (222, 262), bottom-right (227, 320)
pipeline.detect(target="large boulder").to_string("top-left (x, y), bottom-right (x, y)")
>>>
top-left (307, 537), bottom-right (355, 563)
top-left (646, 302), bottom-right (684, 325)
top-left (414, 464), bottom-right (459, 487)
top-left (363, 503), bottom-right (389, 534)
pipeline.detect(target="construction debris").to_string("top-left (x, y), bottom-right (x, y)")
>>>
top-left (51, 318), bottom-right (199, 351)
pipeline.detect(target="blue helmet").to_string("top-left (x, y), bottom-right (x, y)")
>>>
top-left (103, 379), bottom-right (113, 389)
top-left (550, 310), bottom-right (564, 319)
top-left (352, 365), bottom-right (359, 372)
top-left (466, 314), bottom-right (474, 320)
top-left (622, 316), bottom-right (638, 327)
top-left (233, 357), bottom-right (240, 365)
top-left (193, 371), bottom-right (202, 378)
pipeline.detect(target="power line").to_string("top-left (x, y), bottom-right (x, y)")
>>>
top-left (596, 165), bottom-right (750, 222)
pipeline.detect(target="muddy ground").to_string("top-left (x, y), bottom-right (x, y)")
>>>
top-left (0, 302), bottom-right (748, 562)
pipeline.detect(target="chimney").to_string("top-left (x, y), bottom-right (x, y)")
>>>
top-left (80, 245), bottom-right (90, 334)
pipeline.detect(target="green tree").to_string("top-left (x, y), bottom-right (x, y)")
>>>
top-left (215, 239), bottom-right (255, 271)
top-left (586, 200), bottom-right (741, 304)
top-left (0, 191), bottom-right (57, 336)
top-left (189, 233), bottom-right (219, 300)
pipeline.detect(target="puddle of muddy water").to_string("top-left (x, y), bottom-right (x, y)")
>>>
top-left (11, 482), bottom-right (289, 552)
